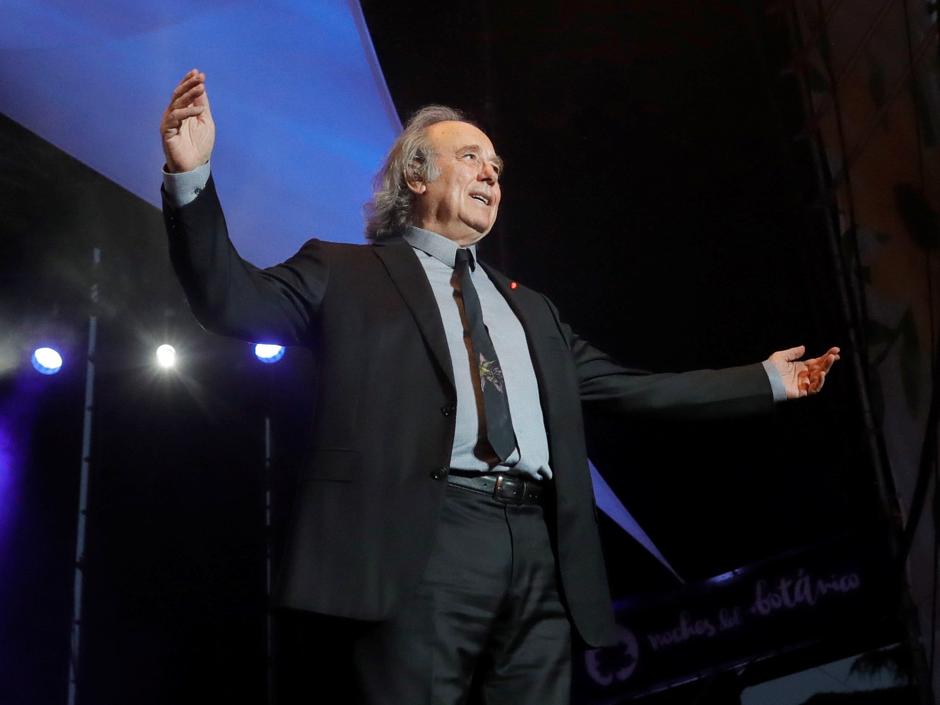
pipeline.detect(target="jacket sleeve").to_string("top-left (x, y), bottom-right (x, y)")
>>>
top-left (541, 295), bottom-right (775, 420)
top-left (162, 173), bottom-right (328, 345)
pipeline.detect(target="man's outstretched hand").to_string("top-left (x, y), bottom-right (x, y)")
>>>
top-left (767, 345), bottom-right (841, 399)
top-left (160, 69), bottom-right (215, 173)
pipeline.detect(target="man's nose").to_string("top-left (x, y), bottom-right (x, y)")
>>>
top-left (479, 161), bottom-right (498, 183)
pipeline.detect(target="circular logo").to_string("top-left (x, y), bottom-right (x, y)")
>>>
top-left (584, 625), bottom-right (639, 686)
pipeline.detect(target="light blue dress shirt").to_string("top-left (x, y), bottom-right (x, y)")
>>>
top-left (402, 226), bottom-right (552, 479)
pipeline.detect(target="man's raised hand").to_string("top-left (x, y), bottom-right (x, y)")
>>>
top-left (160, 69), bottom-right (215, 173)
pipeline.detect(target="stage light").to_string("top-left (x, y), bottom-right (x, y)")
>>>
top-left (155, 344), bottom-right (176, 369)
top-left (254, 344), bottom-right (285, 364)
top-left (32, 347), bottom-right (63, 375)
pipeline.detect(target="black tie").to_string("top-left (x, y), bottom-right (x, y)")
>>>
top-left (453, 248), bottom-right (517, 462)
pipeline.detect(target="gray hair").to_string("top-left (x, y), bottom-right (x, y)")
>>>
top-left (364, 105), bottom-right (468, 242)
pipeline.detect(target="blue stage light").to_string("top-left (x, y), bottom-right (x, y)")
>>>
top-left (32, 347), bottom-right (63, 375)
top-left (254, 344), bottom-right (285, 364)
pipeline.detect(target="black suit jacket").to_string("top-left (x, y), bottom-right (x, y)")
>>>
top-left (162, 175), bottom-right (774, 647)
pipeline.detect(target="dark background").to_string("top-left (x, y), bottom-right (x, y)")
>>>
top-left (0, 1), bottom-right (897, 703)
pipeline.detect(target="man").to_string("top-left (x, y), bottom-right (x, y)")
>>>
top-left (159, 69), bottom-right (839, 704)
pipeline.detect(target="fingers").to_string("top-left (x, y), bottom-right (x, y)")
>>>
top-left (162, 69), bottom-right (211, 134)
top-left (170, 71), bottom-right (206, 108)
top-left (173, 81), bottom-right (206, 110)
top-left (164, 105), bottom-right (206, 132)
top-left (171, 71), bottom-right (202, 102)
top-left (806, 349), bottom-right (841, 373)
top-left (797, 369), bottom-right (828, 395)
top-left (808, 371), bottom-right (826, 393)
top-left (803, 365), bottom-right (830, 394)
top-left (822, 347), bottom-right (841, 366)
top-left (797, 370), bottom-right (810, 396)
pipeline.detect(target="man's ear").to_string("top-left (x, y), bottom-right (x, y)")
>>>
top-left (405, 175), bottom-right (426, 195)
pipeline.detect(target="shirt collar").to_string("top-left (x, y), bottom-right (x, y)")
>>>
top-left (403, 226), bottom-right (478, 270)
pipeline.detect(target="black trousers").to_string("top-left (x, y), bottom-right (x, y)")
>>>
top-left (277, 481), bottom-right (572, 705)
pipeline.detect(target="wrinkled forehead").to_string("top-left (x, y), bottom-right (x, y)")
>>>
top-left (426, 120), bottom-right (498, 156)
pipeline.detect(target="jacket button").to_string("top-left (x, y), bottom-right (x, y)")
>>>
top-left (440, 404), bottom-right (456, 417)
top-left (430, 467), bottom-right (449, 481)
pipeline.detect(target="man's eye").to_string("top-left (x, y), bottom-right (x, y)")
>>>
top-left (462, 153), bottom-right (476, 160)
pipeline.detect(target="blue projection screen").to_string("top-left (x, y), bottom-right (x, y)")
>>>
top-left (0, 0), bottom-right (400, 265)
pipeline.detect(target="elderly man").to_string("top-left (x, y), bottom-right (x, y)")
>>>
top-left (160, 69), bottom-right (838, 704)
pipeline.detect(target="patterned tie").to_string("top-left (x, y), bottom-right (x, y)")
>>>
top-left (453, 248), bottom-right (517, 462)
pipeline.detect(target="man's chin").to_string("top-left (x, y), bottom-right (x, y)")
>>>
top-left (463, 219), bottom-right (496, 240)
top-left (469, 226), bottom-right (494, 244)
top-left (433, 218), bottom-right (495, 246)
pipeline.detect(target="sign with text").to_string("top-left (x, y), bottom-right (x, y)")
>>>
top-left (574, 534), bottom-right (894, 701)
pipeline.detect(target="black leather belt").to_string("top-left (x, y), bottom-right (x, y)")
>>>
top-left (446, 471), bottom-right (549, 506)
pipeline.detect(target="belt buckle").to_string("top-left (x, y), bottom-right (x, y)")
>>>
top-left (493, 474), bottom-right (525, 505)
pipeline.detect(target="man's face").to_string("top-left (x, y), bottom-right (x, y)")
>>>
top-left (409, 121), bottom-right (503, 246)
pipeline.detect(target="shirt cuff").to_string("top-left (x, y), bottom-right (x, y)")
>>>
top-left (761, 359), bottom-right (788, 402)
top-left (162, 161), bottom-right (211, 207)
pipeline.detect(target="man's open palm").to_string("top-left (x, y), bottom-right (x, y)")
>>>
top-left (160, 69), bottom-right (215, 173)
top-left (767, 345), bottom-right (841, 399)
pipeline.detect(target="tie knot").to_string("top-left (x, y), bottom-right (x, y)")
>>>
top-left (455, 247), bottom-right (475, 272)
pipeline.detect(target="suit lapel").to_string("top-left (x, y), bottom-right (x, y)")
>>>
top-left (480, 262), bottom-right (539, 343)
top-left (373, 241), bottom-right (456, 392)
